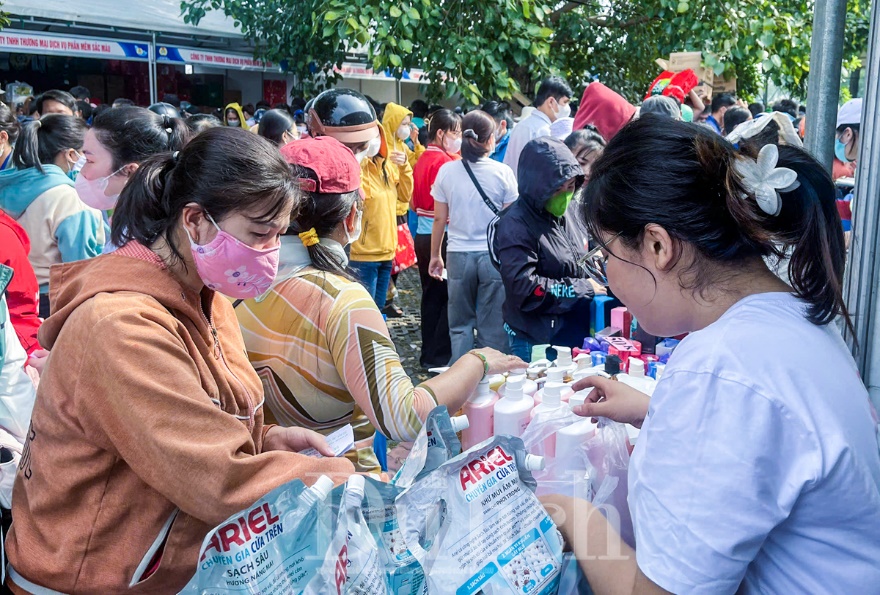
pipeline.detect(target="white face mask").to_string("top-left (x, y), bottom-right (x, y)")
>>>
top-left (443, 135), bottom-right (462, 153)
top-left (366, 135), bottom-right (381, 157)
top-left (346, 209), bottom-right (363, 245)
top-left (555, 101), bottom-right (571, 120)
top-left (297, 124), bottom-right (308, 136)
top-left (397, 123), bottom-right (411, 141)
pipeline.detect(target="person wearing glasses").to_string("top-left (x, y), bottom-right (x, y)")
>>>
top-left (542, 117), bottom-right (880, 594)
top-left (493, 137), bottom-right (605, 362)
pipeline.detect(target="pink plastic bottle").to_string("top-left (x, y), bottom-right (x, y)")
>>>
top-left (461, 377), bottom-right (499, 450)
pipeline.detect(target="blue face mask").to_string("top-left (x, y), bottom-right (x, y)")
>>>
top-left (835, 136), bottom-right (855, 163)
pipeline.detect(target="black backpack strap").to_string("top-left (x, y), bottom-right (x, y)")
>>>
top-left (462, 160), bottom-right (500, 215)
top-left (232, 299), bottom-right (244, 309)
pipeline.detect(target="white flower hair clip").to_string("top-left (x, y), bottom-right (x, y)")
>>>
top-left (733, 144), bottom-right (800, 216)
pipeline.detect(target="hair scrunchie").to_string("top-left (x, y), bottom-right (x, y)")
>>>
top-left (298, 228), bottom-right (320, 247)
top-left (463, 129), bottom-right (478, 139)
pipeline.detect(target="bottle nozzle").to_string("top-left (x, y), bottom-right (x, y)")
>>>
top-left (450, 415), bottom-right (470, 432)
top-left (309, 475), bottom-right (334, 501)
top-left (524, 454), bottom-right (545, 471)
top-left (545, 367), bottom-right (566, 383)
top-left (543, 382), bottom-right (565, 407)
top-left (346, 474), bottom-right (365, 500)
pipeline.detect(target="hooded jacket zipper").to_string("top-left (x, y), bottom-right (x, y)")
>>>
top-left (201, 304), bottom-right (256, 431)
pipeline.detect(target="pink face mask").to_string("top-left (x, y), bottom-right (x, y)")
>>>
top-left (187, 214), bottom-right (280, 299)
top-left (75, 166), bottom-right (125, 211)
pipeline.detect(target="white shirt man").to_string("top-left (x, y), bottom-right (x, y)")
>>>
top-left (503, 76), bottom-right (573, 179)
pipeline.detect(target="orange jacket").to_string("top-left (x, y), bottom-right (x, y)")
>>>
top-left (6, 243), bottom-right (353, 594)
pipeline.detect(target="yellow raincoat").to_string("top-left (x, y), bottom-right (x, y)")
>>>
top-left (223, 103), bottom-right (247, 128)
top-left (350, 126), bottom-right (413, 263)
top-left (382, 103), bottom-right (423, 216)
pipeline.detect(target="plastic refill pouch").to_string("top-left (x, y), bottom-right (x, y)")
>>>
top-left (392, 405), bottom-right (469, 489)
top-left (180, 476), bottom-right (335, 594)
top-left (331, 476), bottom-right (429, 594)
top-left (397, 436), bottom-right (563, 595)
top-left (305, 475), bottom-right (386, 594)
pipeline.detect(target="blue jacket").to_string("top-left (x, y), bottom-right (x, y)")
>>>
top-left (0, 165), bottom-right (105, 291)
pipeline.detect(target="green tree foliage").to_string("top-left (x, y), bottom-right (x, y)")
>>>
top-left (181, 0), bottom-right (869, 103)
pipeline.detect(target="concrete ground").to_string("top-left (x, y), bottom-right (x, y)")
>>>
top-left (386, 267), bottom-right (431, 384)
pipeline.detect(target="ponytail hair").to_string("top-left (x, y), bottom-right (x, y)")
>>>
top-left (12, 114), bottom-right (86, 173)
top-left (92, 106), bottom-right (190, 171)
top-left (112, 127), bottom-right (300, 263)
top-left (460, 110), bottom-right (495, 163)
top-left (767, 145), bottom-right (849, 329)
top-left (286, 164), bottom-right (360, 281)
top-left (584, 115), bottom-right (851, 331)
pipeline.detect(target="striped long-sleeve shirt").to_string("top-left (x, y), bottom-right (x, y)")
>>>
top-left (235, 265), bottom-right (437, 471)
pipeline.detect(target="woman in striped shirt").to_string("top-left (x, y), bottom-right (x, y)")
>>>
top-left (235, 136), bottom-right (525, 471)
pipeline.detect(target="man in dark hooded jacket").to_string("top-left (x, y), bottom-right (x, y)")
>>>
top-left (494, 137), bottom-right (598, 360)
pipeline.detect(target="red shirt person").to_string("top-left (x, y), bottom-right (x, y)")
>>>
top-left (0, 211), bottom-right (41, 354)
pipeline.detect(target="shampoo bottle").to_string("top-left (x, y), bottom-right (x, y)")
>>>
top-left (493, 375), bottom-right (535, 438)
top-left (461, 377), bottom-right (499, 450)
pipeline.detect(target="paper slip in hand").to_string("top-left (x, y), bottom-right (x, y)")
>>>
top-left (299, 424), bottom-right (355, 458)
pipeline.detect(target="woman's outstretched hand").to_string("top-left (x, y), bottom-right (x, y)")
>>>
top-left (570, 375), bottom-right (650, 428)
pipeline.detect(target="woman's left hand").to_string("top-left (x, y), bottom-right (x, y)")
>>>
top-left (264, 426), bottom-right (335, 456)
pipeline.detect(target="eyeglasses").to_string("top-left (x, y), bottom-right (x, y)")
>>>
top-left (577, 233), bottom-right (622, 287)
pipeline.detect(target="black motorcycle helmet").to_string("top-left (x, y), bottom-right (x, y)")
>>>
top-left (307, 88), bottom-right (378, 144)
top-left (147, 102), bottom-right (181, 119)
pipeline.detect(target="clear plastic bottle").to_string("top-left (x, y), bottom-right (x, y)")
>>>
top-left (461, 377), bottom-right (499, 450)
top-left (493, 375), bottom-right (535, 438)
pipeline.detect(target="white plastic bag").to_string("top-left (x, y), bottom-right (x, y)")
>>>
top-left (521, 406), bottom-right (588, 499)
top-left (522, 409), bottom-right (634, 548)
top-left (582, 420), bottom-right (634, 548)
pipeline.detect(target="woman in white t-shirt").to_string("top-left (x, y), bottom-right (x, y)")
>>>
top-left (428, 110), bottom-right (517, 363)
top-left (541, 116), bottom-right (880, 594)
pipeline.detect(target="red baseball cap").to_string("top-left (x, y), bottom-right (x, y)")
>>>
top-left (280, 136), bottom-right (362, 194)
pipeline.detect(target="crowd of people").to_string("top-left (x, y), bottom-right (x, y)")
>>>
top-left (0, 70), bottom-right (877, 594)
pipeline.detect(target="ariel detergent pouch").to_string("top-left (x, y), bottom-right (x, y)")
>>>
top-left (180, 476), bottom-right (335, 594)
top-left (306, 475), bottom-right (386, 594)
top-left (393, 405), bottom-right (469, 489)
top-left (397, 436), bottom-right (563, 595)
top-left (330, 476), bottom-right (429, 595)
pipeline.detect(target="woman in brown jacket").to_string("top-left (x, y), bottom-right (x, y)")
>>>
top-left (5, 128), bottom-right (355, 594)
